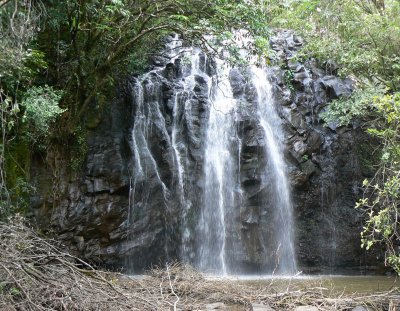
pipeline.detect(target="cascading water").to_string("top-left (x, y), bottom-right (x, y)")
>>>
top-left (251, 66), bottom-right (297, 274)
top-left (127, 74), bottom-right (173, 267)
top-left (173, 48), bottom-right (210, 262)
top-left (127, 35), bottom-right (297, 275)
top-left (197, 60), bottom-right (237, 275)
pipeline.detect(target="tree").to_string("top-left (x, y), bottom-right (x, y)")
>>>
top-left (0, 0), bottom-right (47, 217)
top-left (37, 0), bottom-right (271, 129)
top-left (355, 93), bottom-right (400, 273)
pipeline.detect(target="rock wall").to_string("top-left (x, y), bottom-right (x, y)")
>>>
top-left (268, 32), bottom-right (375, 273)
top-left (30, 31), bottom-right (381, 274)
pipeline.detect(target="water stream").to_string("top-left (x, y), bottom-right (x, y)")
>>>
top-left (128, 36), bottom-right (297, 275)
top-left (197, 60), bottom-right (237, 275)
top-left (196, 62), bottom-right (297, 274)
top-left (251, 66), bottom-right (297, 274)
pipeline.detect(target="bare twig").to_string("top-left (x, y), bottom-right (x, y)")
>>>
top-left (0, 218), bottom-right (399, 310)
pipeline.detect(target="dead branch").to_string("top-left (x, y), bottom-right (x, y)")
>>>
top-left (0, 217), bottom-right (399, 310)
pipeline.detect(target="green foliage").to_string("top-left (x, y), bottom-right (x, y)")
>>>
top-left (21, 85), bottom-right (64, 145)
top-left (10, 287), bottom-right (21, 296)
top-left (0, 1), bottom-right (54, 217)
top-left (0, 140), bottom-right (32, 219)
top-left (268, 0), bottom-right (400, 90)
top-left (0, 48), bottom-right (48, 96)
top-left (321, 86), bottom-right (385, 126)
top-left (69, 125), bottom-right (88, 172)
top-left (0, 179), bottom-right (34, 217)
top-left (0, 0), bottom-right (45, 96)
top-left (356, 141), bottom-right (380, 175)
top-left (37, 0), bottom-right (271, 125)
top-left (354, 92), bottom-right (400, 274)
top-left (283, 68), bottom-right (295, 91)
top-left (0, 281), bottom-right (22, 297)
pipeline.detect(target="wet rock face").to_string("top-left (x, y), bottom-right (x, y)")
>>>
top-left (267, 31), bottom-right (378, 273)
top-left (30, 85), bottom-right (135, 267)
top-left (31, 31), bottom-right (379, 273)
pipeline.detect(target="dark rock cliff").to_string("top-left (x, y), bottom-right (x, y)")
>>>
top-left (30, 31), bottom-right (381, 274)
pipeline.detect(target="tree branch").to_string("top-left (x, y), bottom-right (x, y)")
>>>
top-left (0, 0), bottom-right (11, 8)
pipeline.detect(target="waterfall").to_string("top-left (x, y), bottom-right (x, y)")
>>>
top-left (251, 67), bottom-right (297, 274)
top-left (197, 60), bottom-right (237, 275)
top-left (127, 35), bottom-right (297, 275)
top-left (173, 48), bottom-right (209, 262)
